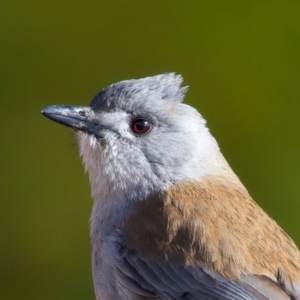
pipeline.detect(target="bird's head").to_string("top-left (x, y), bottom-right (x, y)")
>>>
top-left (42, 73), bottom-right (228, 202)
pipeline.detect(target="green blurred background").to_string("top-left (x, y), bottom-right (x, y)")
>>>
top-left (1, 1), bottom-right (300, 299)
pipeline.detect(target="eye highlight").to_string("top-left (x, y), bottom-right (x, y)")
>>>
top-left (131, 118), bottom-right (152, 134)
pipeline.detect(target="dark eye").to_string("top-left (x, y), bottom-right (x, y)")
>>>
top-left (131, 118), bottom-right (152, 134)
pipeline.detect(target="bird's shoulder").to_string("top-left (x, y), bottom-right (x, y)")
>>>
top-left (123, 175), bottom-right (300, 298)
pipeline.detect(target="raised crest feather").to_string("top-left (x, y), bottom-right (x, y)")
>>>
top-left (90, 73), bottom-right (188, 111)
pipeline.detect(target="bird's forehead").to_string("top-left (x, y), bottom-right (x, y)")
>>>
top-left (89, 73), bottom-right (188, 113)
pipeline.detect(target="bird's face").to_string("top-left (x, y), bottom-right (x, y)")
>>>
top-left (42, 74), bottom-right (221, 202)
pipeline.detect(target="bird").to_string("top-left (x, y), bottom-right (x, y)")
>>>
top-left (41, 73), bottom-right (300, 299)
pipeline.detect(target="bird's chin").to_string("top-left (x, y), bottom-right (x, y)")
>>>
top-left (76, 132), bottom-right (96, 147)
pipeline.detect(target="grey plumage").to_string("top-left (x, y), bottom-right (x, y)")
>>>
top-left (41, 73), bottom-right (300, 300)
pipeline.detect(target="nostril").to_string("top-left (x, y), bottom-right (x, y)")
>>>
top-left (79, 110), bottom-right (86, 116)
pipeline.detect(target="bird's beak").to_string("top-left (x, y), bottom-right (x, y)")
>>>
top-left (41, 105), bottom-right (99, 135)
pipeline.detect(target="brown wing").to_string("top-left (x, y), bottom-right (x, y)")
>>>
top-left (123, 176), bottom-right (300, 298)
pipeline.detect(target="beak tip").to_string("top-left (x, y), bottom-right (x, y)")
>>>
top-left (40, 105), bottom-right (57, 116)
